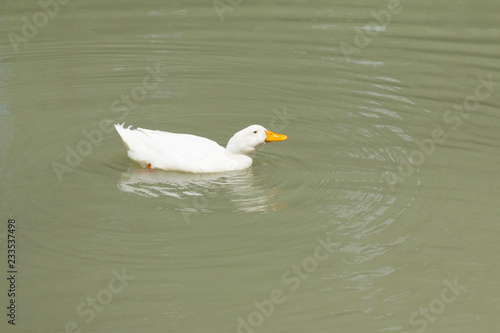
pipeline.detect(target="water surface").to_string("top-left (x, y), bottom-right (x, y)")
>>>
top-left (1, 1), bottom-right (499, 332)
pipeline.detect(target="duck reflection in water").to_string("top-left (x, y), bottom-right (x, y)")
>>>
top-left (117, 167), bottom-right (287, 215)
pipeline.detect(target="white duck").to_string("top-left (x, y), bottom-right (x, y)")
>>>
top-left (114, 124), bottom-right (287, 173)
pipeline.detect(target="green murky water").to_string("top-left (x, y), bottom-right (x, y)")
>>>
top-left (1, 1), bottom-right (499, 332)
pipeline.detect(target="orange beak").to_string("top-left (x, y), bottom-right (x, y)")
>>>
top-left (265, 130), bottom-right (287, 142)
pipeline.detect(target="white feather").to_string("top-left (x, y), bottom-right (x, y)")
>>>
top-left (114, 123), bottom-right (286, 173)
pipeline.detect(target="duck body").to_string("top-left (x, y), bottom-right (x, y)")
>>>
top-left (114, 124), bottom-right (287, 173)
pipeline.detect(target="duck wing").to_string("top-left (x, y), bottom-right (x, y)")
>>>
top-left (115, 124), bottom-right (226, 172)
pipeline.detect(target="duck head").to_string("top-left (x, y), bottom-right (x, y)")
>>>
top-left (226, 125), bottom-right (287, 155)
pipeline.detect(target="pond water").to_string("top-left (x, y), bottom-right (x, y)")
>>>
top-left (1, 1), bottom-right (499, 332)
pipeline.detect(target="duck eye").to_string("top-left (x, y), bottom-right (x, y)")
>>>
top-left (253, 131), bottom-right (257, 134)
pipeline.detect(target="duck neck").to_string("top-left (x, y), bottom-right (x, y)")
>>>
top-left (226, 137), bottom-right (255, 156)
